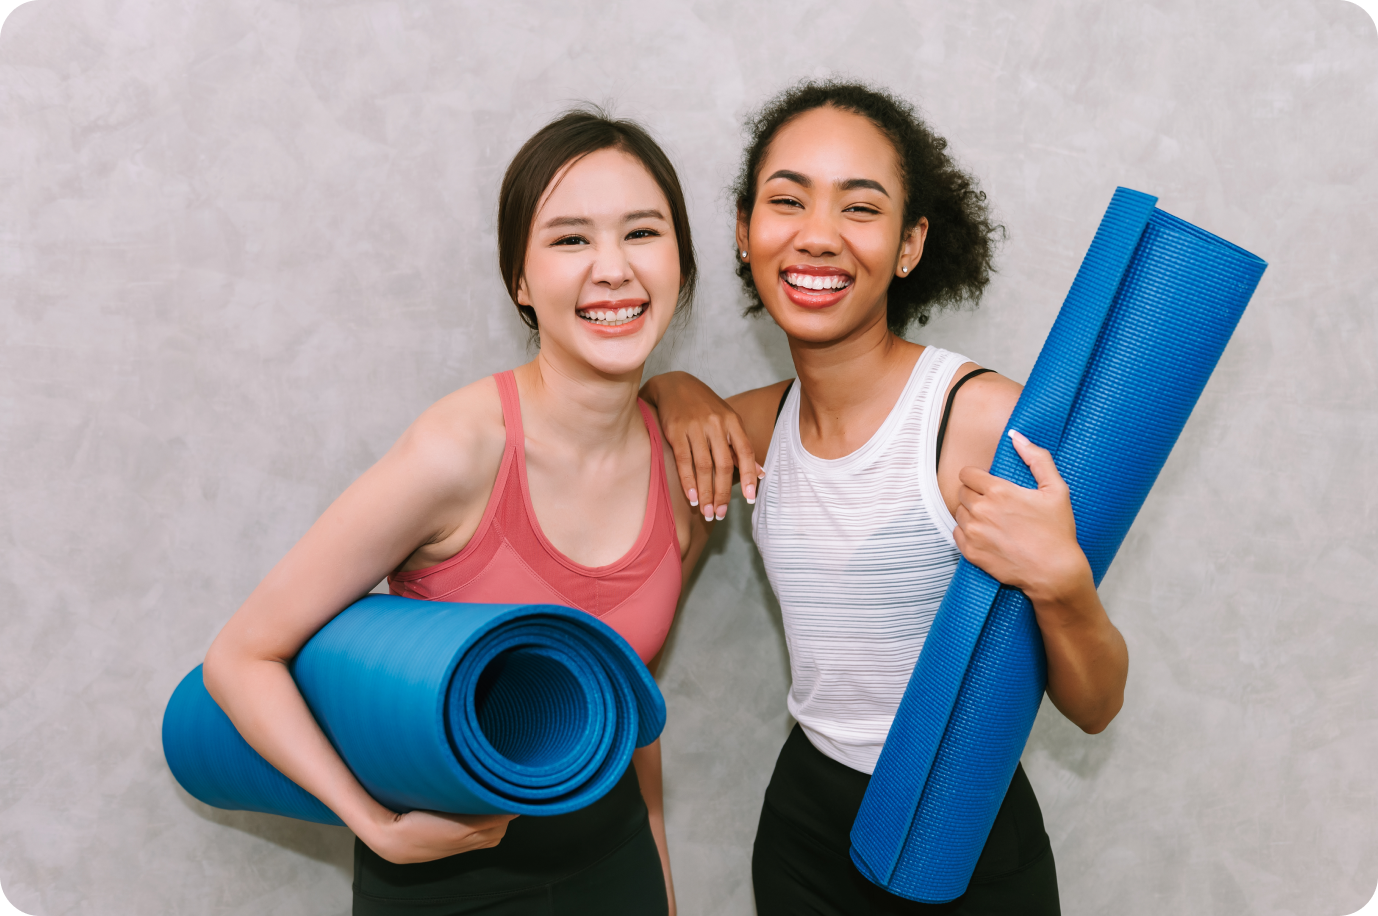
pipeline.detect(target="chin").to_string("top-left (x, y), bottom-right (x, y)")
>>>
top-left (764, 305), bottom-right (852, 344)
top-left (577, 340), bottom-right (658, 379)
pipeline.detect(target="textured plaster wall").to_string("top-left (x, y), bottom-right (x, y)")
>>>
top-left (1, 1), bottom-right (1375, 914)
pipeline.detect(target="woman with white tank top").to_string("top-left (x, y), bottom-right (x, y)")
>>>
top-left (644, 82), bottom-right (1129, 914)
top-left (759, 345), bottom-right (974, 775)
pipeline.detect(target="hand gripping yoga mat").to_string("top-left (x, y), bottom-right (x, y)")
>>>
top-left (162, 595), bottom-right (665, 826)
top-left (850, 188), bottom-right (1267, 902)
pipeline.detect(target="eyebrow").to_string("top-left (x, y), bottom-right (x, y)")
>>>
top-left (764, 169), bottom-right (890, 198)
top-left (544, 215), bottom-right (592, 229)
top-left (542, 209), bottom-right (667, 230)
top-left (837, 177), bottom-right (889, 196)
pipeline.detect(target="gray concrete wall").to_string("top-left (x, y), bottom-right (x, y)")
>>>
top-left (1, 1), bottom-right (1374, 913)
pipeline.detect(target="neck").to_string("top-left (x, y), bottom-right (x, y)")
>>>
top-left (788, 307), bottom-right (922, 447)
top-left (513, 344), bottom-right (646, 455)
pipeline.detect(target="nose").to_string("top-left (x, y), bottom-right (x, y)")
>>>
top-left (590, 235), bottom-right (633, 290)
top-left (793, 204), bottom-right (843, 258)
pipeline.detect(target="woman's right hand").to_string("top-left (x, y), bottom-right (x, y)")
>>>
top-left (640, 371), bottom-right (760, 521)
top-left (358, 808), bottom-right (519, 865)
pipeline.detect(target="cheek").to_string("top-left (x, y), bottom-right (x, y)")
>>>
top-left (635, 244), bottom-right (683, 300)
top-left (844, 225), bottom-right (899, 275)
top-left (747, 213), bottom-right (793, 254)
top-left (523, 251), bottom-right (585, 304)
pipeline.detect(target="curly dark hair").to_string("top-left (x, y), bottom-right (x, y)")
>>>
top-left (732, 80), bottom-right (1002, 334)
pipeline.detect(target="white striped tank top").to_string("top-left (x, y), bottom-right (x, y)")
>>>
top-left (751, 346), bottom-right (971, 774)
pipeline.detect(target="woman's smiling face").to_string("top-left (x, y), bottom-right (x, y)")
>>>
top-left (738, 105), bottom-right (925, 344)
top-left (521, 147), bottom-right (681, 379)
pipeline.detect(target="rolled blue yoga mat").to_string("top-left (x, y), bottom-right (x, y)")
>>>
top-left (162, 595), bottom-right (665, 826)
top-left (850, 188), bottom-right (1267, 902)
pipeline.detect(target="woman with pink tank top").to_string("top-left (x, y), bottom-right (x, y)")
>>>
top-left (201, 110), bottom-right (716, 916)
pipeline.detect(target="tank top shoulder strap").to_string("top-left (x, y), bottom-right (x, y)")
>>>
top-left (774, 380), bottom-right (795, 428)
top-left (636, 398), bottom-right (675, 516)
top-left (492, 370), bottom-right (525, 453)
top-left (472, 369), bottom-right (526, 546)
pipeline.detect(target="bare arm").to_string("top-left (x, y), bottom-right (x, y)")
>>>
top-left (938, 370), bottom-right (1129, 734)
top-left (620, 417), bottom-right (720, 916)
top-left (202, 379), bottom-right (516, 863)
top-left (639, 371), bottom-right (785, 525)
top-left (632, 738), bottom-right (675, 914)
top-left (644, 366), bottom-right (1126, 731)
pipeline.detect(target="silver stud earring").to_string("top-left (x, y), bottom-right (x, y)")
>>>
top-left (901, 266), bottom-right (909, 273)
top-left (742, 251), bottom-right (748, 260)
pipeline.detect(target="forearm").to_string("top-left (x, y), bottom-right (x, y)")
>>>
top-left (632, 739), bottom-right (676, 915)
top-left (202, 646), bottom-right (391, 838)
top-left (1028, 574), bottom-right (1128, 734)
top-left (638, 371), bottom-right (687, 408)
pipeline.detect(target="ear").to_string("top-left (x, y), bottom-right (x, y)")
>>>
top-left (735, 208), bottom-right (750, 261)
top-left (896, 217), bottom-right (929, 278)
top-left (516, 274), bottom-right (531, 307)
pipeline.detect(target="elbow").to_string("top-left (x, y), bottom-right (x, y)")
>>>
top-left (201, 623), bottom-right (293, 709)
top-left (1076, 692), bottom-right (1124, 735)
top-left (201, 634), bottom-right (233, 706)
top-left (202, 627), bottom-right (258, 707)
top-left (1079, 719), bottom-right (1109, 736)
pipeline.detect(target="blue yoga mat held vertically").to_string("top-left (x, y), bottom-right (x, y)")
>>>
top-left (850, 188), bottom-right (1267, 902)
top-left (162, 595), bottom-right (665, 825)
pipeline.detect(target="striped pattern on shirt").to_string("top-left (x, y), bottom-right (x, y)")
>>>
top-left (751, 346), bottom-right (970, 774)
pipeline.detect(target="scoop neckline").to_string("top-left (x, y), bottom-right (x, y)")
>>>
top-left (789, 346), bottom-right (937, 473)
top-left (512, 394), bottom-right (661, 578)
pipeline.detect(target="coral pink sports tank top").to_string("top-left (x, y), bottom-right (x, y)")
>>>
top-left (388, 370), bottom-right (682, 664)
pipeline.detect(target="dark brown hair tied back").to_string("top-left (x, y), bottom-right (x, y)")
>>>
top-left (732, 80), bottom-right (1003, 334)
top-left (497, 107), bottom-right (697, 332)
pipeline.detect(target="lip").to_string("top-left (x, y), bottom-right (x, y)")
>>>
top-left (779, 265), bottom-right (854, 310)
top-left (576, 299), bottom-right (650, 338)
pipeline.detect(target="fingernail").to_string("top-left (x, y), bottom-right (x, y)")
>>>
top-left (703, 505), bottom-right (714, 521)
top-left (688, 488), bottom-right (698, 507)
top-left (757, 463), bottom-right (766, 479)
top-left (744, 483), bottom-right (756, 504)
top-left (1008, 429), bottom-right (1025, 442)
top-left (716, 505), bottom-right (727, 520)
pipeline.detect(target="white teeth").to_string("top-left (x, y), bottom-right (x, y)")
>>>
top-left (786, 272), bottom-right (850, 291)
top-left (578, 303), bottom-right (646, 326)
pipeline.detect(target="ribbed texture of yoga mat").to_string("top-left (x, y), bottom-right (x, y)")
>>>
top-left (162, 595), bottom-right (665, 826)
top-left (850, 188), bottom-right (1267, 902)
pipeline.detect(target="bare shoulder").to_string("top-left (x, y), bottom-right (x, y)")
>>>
top-left (387, 375), bottom-right (507, 504)
top-left (937, 364), bottom-right (1022, 505)
top-left (727, 379), bottom-right (794, 458)
top-left (946, 364), bottom-right (1022, 449)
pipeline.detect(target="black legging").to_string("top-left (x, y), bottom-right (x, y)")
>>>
top-left (353, 766), bottom-right (667, 915)
top-left (753, 725), bottom-right (1061, 915)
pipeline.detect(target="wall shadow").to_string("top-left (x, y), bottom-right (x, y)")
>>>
top-left (168, 772), bottom-right (354, 879)
top-left (1023, 697), bottom-right (1119, 780)
top-left (745, 311), bottom-right (796, 382)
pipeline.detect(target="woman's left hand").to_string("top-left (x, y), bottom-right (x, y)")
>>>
top-left (954, 427), bottom-right (1128, 734)
top-left (952, 428), bottom-right (1092, 603)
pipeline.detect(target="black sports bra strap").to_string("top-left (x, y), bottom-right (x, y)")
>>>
top-left (935, 367), bottom-right (994, 469)
top-left (774, 379), bottom-right (795, 427)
